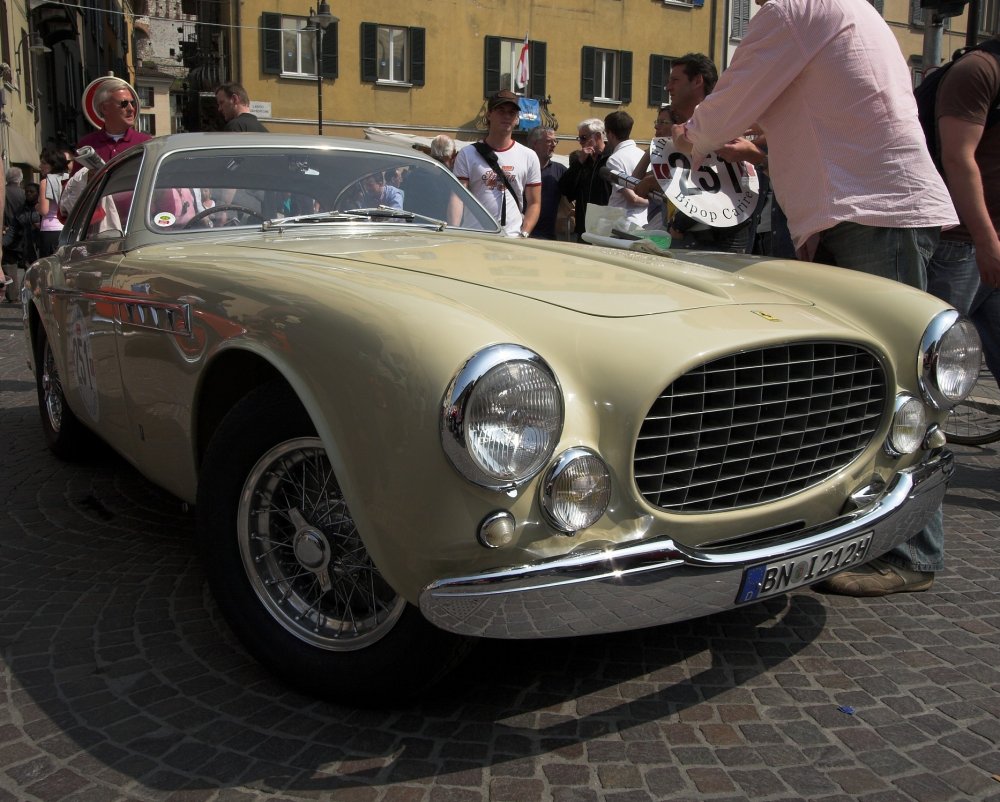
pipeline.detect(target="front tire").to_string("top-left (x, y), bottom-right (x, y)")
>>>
top-left (198, 383), bottom-right (469, 704)
top-left (35, 327), bottom-right (88, 459)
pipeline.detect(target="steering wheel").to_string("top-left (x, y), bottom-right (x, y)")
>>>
top-left (183, 204), bottom-right (265, 229)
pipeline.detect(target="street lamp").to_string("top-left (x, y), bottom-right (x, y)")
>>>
top-left (309, 2), bottom-right (337, 135)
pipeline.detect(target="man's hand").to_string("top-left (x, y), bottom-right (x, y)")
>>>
top-left (633, 174), bottom-right (662, 200)
top-left (670, 124), bottom-right (693, 155)
top-left (716, 137), bottom-right (766, 166)
top-left (977, 243), bottom-right (1000, 288)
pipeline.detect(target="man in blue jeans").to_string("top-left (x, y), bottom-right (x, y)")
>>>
top-left (925, 43), bottom-right (1000, 388)
top-left (669, 0), bottom-right (958, 596)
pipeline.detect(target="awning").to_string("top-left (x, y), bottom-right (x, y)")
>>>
top-left (4, 125), bottom-right (40, 169)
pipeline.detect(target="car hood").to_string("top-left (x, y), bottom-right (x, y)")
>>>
top-left (216, 231), bottom-right (813, 318)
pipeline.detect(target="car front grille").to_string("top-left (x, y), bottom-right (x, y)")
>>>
top-left (634, 342), bottom-right (887, 513)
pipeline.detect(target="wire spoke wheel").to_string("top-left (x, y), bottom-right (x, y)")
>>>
top-left (41, 339), bottom-right (64, 433)
top-left (237, 437), bottom-right (405, 651)
top-left (943, 366), bottom-right (1000, 445)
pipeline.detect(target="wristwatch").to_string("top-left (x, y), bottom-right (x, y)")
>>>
top-left (519, 230), bottom-right (530, 238)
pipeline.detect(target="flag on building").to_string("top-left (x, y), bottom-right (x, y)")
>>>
top-left (515, 33), bottom-right (530, 90)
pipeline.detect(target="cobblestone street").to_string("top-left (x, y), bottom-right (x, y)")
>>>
top-left (1, 301), bottom-right (999, 802)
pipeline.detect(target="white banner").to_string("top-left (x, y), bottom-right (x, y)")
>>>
top-left (649, 137), bottom-right (763, 229)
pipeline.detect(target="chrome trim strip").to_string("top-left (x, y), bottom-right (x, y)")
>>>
top-left (419, 451), bottom-right (953, 638)
top-left (47, 287), bottom-right (193, 336)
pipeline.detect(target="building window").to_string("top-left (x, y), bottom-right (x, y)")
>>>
top-left (648, 55), bottom-right (672, 107)
top-left (731, 0), bottom-right (751, 39)
top-left (138, 113), bottom-right (155, 136)
top-left (261, 12), bottom-right (338, 79)
top-left (581, 46), bottom-right (632, 104)
top-left (980, 0), bottom-right (1000, 35)
top-left (137, 86), bottom-right (154, 107)
top-left (483, 36), bottom-right (547, 100)
top-left (361, 23), bottom-right (425, 86)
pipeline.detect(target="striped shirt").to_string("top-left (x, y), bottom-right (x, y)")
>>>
top-left (684, 0), bottom-right (957, 249)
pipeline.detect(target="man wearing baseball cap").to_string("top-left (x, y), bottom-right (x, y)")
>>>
top-left (450, 89), bottom-right (541, 237)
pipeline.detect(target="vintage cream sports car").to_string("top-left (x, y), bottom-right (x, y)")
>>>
top-left (22, 134), bottom-right (981, 702)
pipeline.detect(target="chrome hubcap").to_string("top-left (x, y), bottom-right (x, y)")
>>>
top-left (237, 437), bottom-right (404, 651)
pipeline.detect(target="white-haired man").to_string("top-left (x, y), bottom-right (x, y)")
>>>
top-left (75, 77), bottom-right (151, 169)
top-left (558, 118), bottom-right (612, 242)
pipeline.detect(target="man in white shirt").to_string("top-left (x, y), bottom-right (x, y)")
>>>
top-left (450, 90), bottom-right (541, 237)
top-left (603, 111), bottom-right (647, 229)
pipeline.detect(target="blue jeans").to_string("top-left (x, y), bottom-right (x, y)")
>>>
top-left (813, 222), bottom-right (944, 572)
top-left (926, 239), bottom-right (1000, 383)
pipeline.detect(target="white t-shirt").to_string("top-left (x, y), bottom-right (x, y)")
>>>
top-left (605, 140), bottom-right (648, 228)
top-left (454, 141), bottom-right (541, 236)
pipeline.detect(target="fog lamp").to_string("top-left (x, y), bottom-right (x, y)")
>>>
top-left (541, 448), bottom-right (611, 533)
top-left (886, 395), bottom-right (926, 456)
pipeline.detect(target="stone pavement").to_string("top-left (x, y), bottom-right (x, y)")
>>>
top-left (1, 301), bottom-right (999, 802)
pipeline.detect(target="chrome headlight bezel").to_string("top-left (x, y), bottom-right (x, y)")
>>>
top-left (441, 344), bottom-right (564, 491)
top-left (918, 310), bottom-right (983, 409)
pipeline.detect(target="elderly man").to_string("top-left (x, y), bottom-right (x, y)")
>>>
top-left (527, 127), bottom-right (567, 240)
top-left (558, 118), bottom-right (612, 242)
top-left (75, 77), bottom-right (152, 168)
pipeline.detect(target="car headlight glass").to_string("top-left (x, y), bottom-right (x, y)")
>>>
top-left (887, 395), bottom-right (926, 455)
top-left (919, 312), bottom-right (982, 408)
top-left (442, 345), bottom-right (563, 490)
top-left (541, 448), bottom-right (612, 533)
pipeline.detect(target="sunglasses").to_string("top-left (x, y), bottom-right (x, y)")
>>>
top-left (577, 133), bottom-right (594, 142)
top-left (117, 99), bottom-right (138, 109)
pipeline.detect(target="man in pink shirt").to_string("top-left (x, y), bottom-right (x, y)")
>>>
top-left (671, 0), bottom-right (958, 597)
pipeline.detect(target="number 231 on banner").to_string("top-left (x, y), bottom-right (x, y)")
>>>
top-left (649, 137), bottom-right (763, 229)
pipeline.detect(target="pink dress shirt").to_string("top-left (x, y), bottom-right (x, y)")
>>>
top-left (684, 0), bottom-right (957, 250)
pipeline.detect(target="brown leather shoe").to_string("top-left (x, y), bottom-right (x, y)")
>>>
top-left (812, 558), bottom-right (934, 597)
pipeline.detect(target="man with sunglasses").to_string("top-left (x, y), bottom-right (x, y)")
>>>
top-left (75, 78), bottom-right (151, 170)
top-left (558, 118), bottom-right (612, 242)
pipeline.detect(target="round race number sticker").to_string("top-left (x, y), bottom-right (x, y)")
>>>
top-left (650, 137), bottom-right (763, 229)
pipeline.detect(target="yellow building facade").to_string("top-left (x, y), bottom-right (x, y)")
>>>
top-left (224, 0), bottom-right (724, 153)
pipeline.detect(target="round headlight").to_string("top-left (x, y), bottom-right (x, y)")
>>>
top-left (920, 312), bottom-right (982, 408)
top-left (541, 448), bottom-right (612, 533)
top-left (887, 395), bottom-right (926, 455)
top-left (442, 345), bottom-right (563, 489)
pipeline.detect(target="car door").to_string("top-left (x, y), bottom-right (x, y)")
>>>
top-left (46, 153), bottom-right (144, 455)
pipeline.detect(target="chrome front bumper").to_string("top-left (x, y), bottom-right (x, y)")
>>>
top-left (419, 451), bottom-right (953, 638)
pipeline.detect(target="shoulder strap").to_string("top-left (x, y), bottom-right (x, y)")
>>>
top-left (472, 142), bottom-right (523, 213)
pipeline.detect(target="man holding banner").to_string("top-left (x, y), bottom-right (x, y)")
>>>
top-left (634, 53), bottom-right (762, 252)
top-left (671, 0), bottom-right (958, 597)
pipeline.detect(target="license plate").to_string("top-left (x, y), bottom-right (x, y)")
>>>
top-left (736, 532), bottom-right (873, 604)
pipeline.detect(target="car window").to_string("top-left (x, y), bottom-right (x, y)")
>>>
top-left (64, 153), bottom-right (143, 244)
top-left (147, 147), bottom-right (499, 233)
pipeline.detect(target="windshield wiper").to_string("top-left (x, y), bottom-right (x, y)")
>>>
top-left (261, 210), bottom-right (369, 229)
top-left (342, 207), bottom-right (447, 230)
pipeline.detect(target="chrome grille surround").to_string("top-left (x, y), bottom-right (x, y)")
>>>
top-left (634, 342), bottom-right (888, 512)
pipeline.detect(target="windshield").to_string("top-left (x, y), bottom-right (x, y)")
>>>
top-left (146, 146), bottom-right (499, 234)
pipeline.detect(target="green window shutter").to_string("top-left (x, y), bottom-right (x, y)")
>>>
top-left (530, 40), bottom-right (546, 100)
top-left (361, 22), bottom-right (378, 82)
top-left (648, 54), bottom-right (669, 106)
top-left (619, 50), bottom-right (633, 104)
top-left (484, 36), bottom-right (501, 96)
top-left (321, 21), bottom-right (338, 79)
top-left (410, 27), bottom-right (425, 86)
top-left (261, 12), bottom-right (281, 75)
top-left (581, 46), bottom-right (595, 100)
